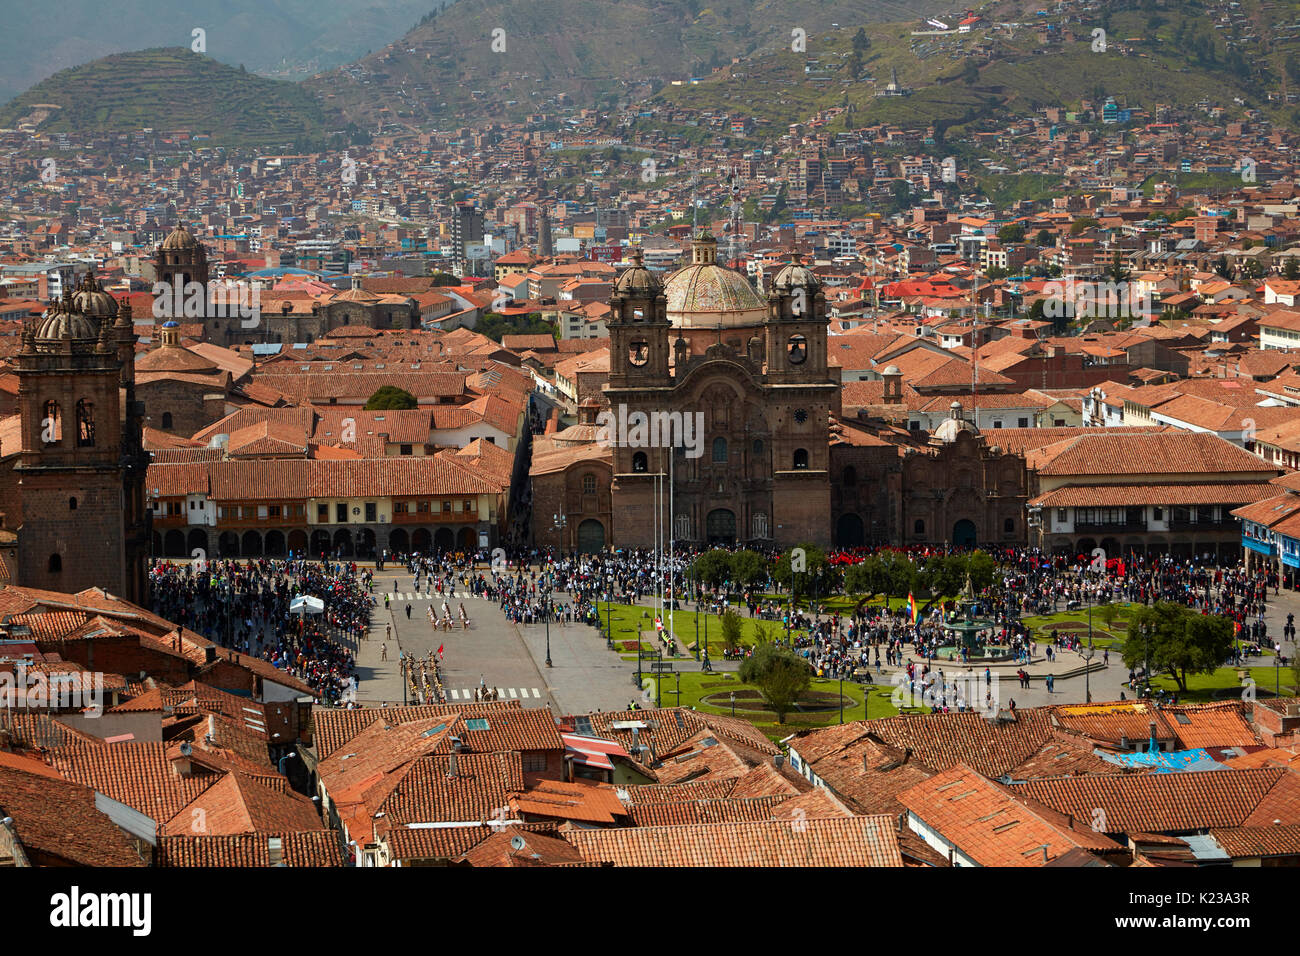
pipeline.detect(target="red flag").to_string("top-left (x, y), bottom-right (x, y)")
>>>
top-left (437, 644), bottom-right (444, 659)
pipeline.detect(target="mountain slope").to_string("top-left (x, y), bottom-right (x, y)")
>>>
top-left (0, 0), bottom-right (449, 106)
top-left (0, 49), bottom-right (328, 147)
top-left (305, 0), bottom-right (930, 127)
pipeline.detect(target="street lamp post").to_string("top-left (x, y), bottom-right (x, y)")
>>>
top-left (544, 586), bottom-right (553, 668)
top-left (1082, 637), bottom-right (1095, 704)
top-left (730, 691), bottom-right (736, 718)
top-left (839, 672), bottom-right (844, 724)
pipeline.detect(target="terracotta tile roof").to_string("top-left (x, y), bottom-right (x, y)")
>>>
top-left (370, 751), bottom-right (524, 825)
top-left (379, 820), bottom-right (558, 864)
top-left (49, 741), bottom-right (218, 823)
top-left (1051, 701), bottom-right (1177, 749)
top-left (1005, 738), bottom-right (1133, 780)
top-left (899, 764), bottom-right (1122, 866)
top-left (434, 705), bottom-right (564, 756)
top-left (1163, 702), bottom-right (1262, 750)
top-left (250, 371), bottom-right (466, 403)
top-left (0, 764), bottom-right (145, 866)
top-left (584, 708), bottom-right (779, 765)
top-left (510, 778), bottom-right (628, 825)
top-left (1207, 824), bottom-right (1300, 859)
top-left (618, 779), bottom-right (738, 805)
top-left (799, 731), bottom-right (936, 815)
top-left (565, 815), bottom-right (905, 867)
top-left (1030, 482), bottom-right (1279, 508)
top-left (155, 831), bottom-right (345, 867)
top-left (726, 760), bottom-right (811, 799)
top-left (458, 828), bottom-right (588, 867)
top-left (859, 707), bottom-right (1057, 778)
top-left (628, 794), bottom-right (790, 827)
top-left (313, 700), bottom-right (522, 759)
top-left (1012, 768), bottom-right (1300, 834)
top-left (1027, 432), bottom-right (1277, 477)
top-left (163, 771), bottom-right (323, 836)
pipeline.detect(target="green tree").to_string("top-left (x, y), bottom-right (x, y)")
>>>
top-left (877, 550), bottom-right (918, 606)
top-left (365, 386), bottom-right (418, 410)
top-left (739, 643), bottom-right (811, 724)
top-left (692, 550), bottom-right (733, 589)
top-left (852, 27), bottom-right (870, 54)
top-left (967, 550), bottom-right (996, 592)
top-left (997, 223), bottom-right (1025, 243)
top-left (1284, 258), bottom-right (1299, 281)
top-left (1035, 228), bottom-right (1054, 248)
top-left (773, 544), bottom-right (835, 602)
top-left (429, 271), bottom-right (459, 286)
top-left (719, 609), bottom-right (744, 654)
top-left (1123, 602), bottom-right (1235, 693)
top-left (844, 555), bottom-right (887, 606)
top-left (730, 549), bottom-right (768, 588)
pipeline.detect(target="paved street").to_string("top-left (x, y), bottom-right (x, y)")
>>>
top-left (353, 570), bottom-right (637, 713)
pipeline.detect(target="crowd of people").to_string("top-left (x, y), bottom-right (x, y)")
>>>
top-left (148, 556), bottom-right (369, 706)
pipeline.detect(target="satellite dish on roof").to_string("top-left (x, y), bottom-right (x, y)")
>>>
top-left (510, 835), bottom-right (526, 851)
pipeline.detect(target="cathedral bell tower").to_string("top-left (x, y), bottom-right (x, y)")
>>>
top-left (607, 248), bottom-right (671, 388)
top-left (765, 253), bottom-right (829, 379)
top-left (14, 276), bottom-right (145, 603)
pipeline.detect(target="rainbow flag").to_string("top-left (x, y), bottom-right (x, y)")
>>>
top-left (907, 592), bottom-right (919, 624)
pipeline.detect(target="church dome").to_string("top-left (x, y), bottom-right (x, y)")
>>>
top-left (71, 272), bottom-right (119, 318)
top-left (931, 401), bottom-right (980, 444)
top-left (34, 294), bottom-right (100, 343)
top-left (613, 248), bottom-right (660, 295)
top-left (664, 232), bottom-right (766, 330)
top-left (161, 223), bottom-right (199, 251)
top-left (770, 253), bottom-right (818, 292)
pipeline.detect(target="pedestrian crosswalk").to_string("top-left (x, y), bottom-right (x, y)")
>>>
top-left (446, 687), bottom-right (542, 701)
top-left (383, 592), bottom-right (487, 603)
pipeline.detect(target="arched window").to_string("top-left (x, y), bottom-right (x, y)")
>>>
top-left (69, 497), bottom-right (77, 511)
top-left (914, 519), bottom-right (925, 535)
top-left (843, 465), bottom-right (857, 487)
top-left (793, 448), bottom-right (809, 469)
top-left (47, 553), bottom-right (62, 573)
top-left (42, 400), bottom-right (61, 443)
top-left (632, 451), bottom-right (648, 473)
top-left (582, 473), bottom-right (596, 495)
top-left (712, 437), bottom-right (728, 462)
top-left (628, 340), bottom-right (649, 366)
top-left (788, 334), bottom-right (807, 365)
top-left (752, 439), bottom-right (764, 457)
top-left (161, 411), bottom-right (174, 430)
top-left (76, 399), bottom-right (95, 447)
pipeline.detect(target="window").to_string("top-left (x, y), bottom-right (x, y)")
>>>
top-left (914, 519), bottom-right (925, 535)
top-left (317, 503), bottom-right (329, 521)
top-left (788, 334), bottom-right (807, 364)
top-left (400, 444), bottom-right (413, 456)
top-left (1004, 517), bottom-right (1015, 533)
top-left (522, 753), bottom-right (548, 773)
top-left (68, 497), bottom-right (77, 511)
top-left (365, 502), bottom-right (377, 522)
top-left (258, 505), bottom-right (269, 519)
top-left (1152, 507), bottom-right (1163, 521)
top-left (842, 466), bottom-right (857, 487)
top-left (161, 411), bottom-right (174, 430)
top-left (992, 420), bottom-right (1003, 429)
top-left (463, 500), bottom-right (474, 513)
top-left (75, 399), bottom-right (95, 447)
top-left (394, 501), bottom-right (408, 515)
top-left (336, 502), bottom-right (347, 523)
top-left (417, 501), bottom-right (431, 513)
top-left (42, 400), bottom-right (61, 443)
top-left (752, 439), bottom-right (764, 457)
top-left (48, 553), bottom-right (61, 573)
top-left (793, 448), bottom-right (809, 469)
top-left (712, 437), bottom-right (728, 462)
top-left (632, 451), bottom-right (648, 473)
top-left (1017, 417), bottom-right (1029, 428)
top-left (443, 501), bottom-right (452, 514)
top-left (1057, 509), bottom-right (1068, 523)
top-left (628, 340), bottom-right (649, 366)
top-left (269, 505), bottom-right (281, 518)
top-left (582, 474), bottom-right (596, 495)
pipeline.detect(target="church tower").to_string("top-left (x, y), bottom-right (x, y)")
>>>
top-left (607, 248), bottom-right (671, 388)
top-left (14, 276), bottom-right (146, 602)
top-left (763, 255), bottom-right (836, 546)
top-left (155, 222), bottom-right (209, 291)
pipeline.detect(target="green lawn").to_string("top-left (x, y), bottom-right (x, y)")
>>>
top-left (1143, 665), bottom-right (1300, 703)
top-left (598, 602), bottom-right (807, 657)
top-left (1022, 603), bottom-right (1142, 649)
top-left (645, 670), bottom-right (906, 740)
